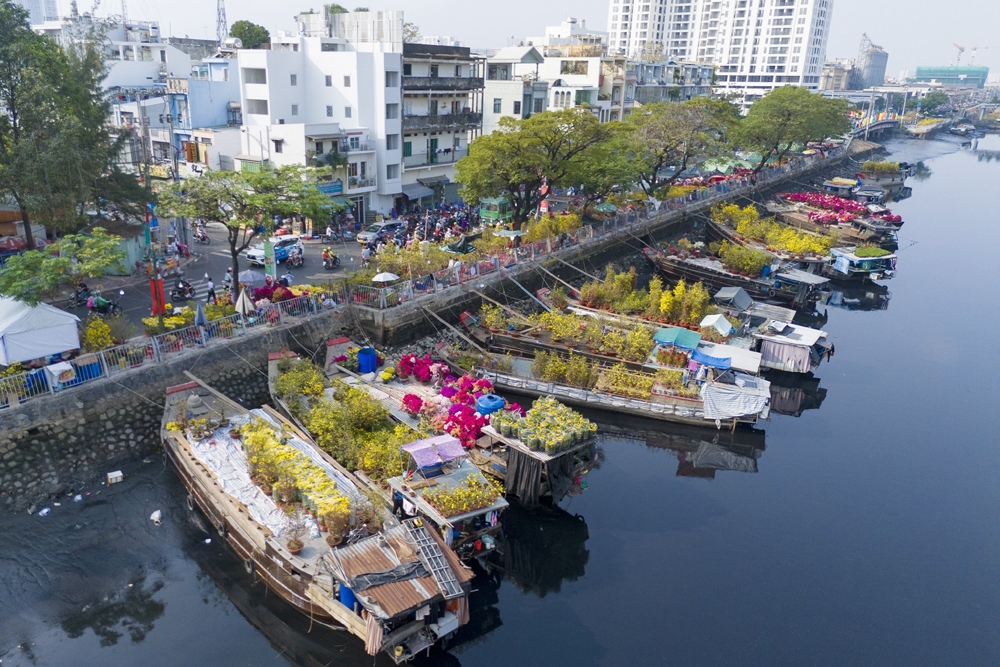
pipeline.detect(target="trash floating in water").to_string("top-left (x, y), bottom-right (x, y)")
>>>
top-left (73, 495), bottom-right (82, 502)
top-left (37, 508), bottom-right (51, 516)
top-left (107, 470), bottom-right (124, 485)
top-left (204, 538), bottom-right (212, 544)
top-left (150, 510), bottom-right (162, 526)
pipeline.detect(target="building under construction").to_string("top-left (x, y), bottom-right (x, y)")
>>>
top-left (851, 34), bottom-right (889, 90)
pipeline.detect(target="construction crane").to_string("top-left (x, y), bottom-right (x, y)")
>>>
top-left (969, 46), bottom-right (995, 65)
top-left (953, 43), bottom-right (965, 65)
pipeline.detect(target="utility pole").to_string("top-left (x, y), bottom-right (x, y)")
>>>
top-left (216, 0), bottom-right (228, 46)
top-left (864, 87), bottom-right (876, 141)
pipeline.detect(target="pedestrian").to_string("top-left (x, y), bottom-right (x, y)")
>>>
top-left (206, 277), bottom-right (216, 304)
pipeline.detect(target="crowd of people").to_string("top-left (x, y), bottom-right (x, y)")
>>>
top-left (360, 202), bottom-right (482, 258)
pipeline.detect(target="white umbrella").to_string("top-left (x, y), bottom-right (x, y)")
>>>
top-left (371, 272), bottom-right (400, 283)
top-left (234, 288), bottom-right (256, 316)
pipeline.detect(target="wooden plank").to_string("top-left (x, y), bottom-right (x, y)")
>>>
top-left (550, 255), bottom-right (601, 282)
top-left (536, 264), bottom-right (580, 296)
top-left (504, 274), bottom-right (551, 312)
top-left (468, 288), bottom-right (534, 326)
top-left (420, 306), bottom-right (486, 352)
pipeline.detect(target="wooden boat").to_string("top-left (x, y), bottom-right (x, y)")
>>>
top-left (642, 247), bottom-right (828, 306)
top-left (161, 376), bottom-right (474, 662)
top-left (762, 199), bottom-right (899, 248)
top-left (704, 217), bottom-right (830, 273)
top-left (269, 344), bottom-right (508, 559)
top-left (439, 323), bottom-right (773, 431)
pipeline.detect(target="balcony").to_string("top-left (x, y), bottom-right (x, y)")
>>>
top-left (403, 148), bottom-right (468, 169)
top-left (403, 76), bottom-right (484, 92)
top-left (402, 112), bottom-right (482, 132)
top-left (347, 176), bottom-right (377, 191)
top-left (337, 140), bottom-right (374, 153)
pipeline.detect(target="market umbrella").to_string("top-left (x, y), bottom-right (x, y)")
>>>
top-left (234, 288), bottom-right (256, 316)
top-left (238, 269), bottom-right (267, 288)
top-left (372, 272), bottom-right (400, 283)
top-left (194, 301), bottom-right (208, 327)
top-left (595, 202), bottom-right (618, 213)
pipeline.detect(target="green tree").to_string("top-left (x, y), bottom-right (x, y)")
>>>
top-left (733, 86), bottom-right (850, 174)
top-left (326, 3), bottom-right (349, 13)
top-left (456, 109), bottom-right (611, 227)
top-left (158, 166), bottom-right (330, 278)
top-left (622, 98), bottom-right (739, 197)
top-left (568, 121), bottom-right (640, 203)
top-left (229, 20), bottom-right (270, 49)
top-left (0, 227), bottom-right (125, 305)
top-left (919, 90), bottom-right (950, 113)
top-left (0, 3), bottom-right (136, 247)
top-left (403, 21), bottom-right (420, 43)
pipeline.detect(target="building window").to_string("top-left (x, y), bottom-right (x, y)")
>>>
top-left (385, 71), bottom-right (399, 87)
top-left (272, 140), bottom-right (283, 154)
top-left (344, 75), bottom-right (351, 87)
top-left (345, 106), bottom-right (352, 118)
top-left (349, 136), bottom-right (360, 149)
top-left (291, 104), bottom-right (298, 116)
top-left (385, 103), bottom-right (399, 119)
top-left (290, 74), bottom-right (297, 86)
top-left (493, 98), bottom-right (502, 113)
top-left (242, 68), bottom-right (266, 84)
top-left (534, 98), bottom-right (544, 112)
top-left (348, 162), bottom-right (358, 177)
top-left (325, 75), bottom-right (332, 86)
top-left (403, 141), bottom-right (412, 157)
top-left (315, 141), bottom-right (324, 154)
top-left (560, 60), bottom-right (589, 75)
top-left (513, 100), bottom-right (521, 114)
top-left (430, 64), bottom-right (439, 78)
top-left (403, 63), bottom-right (412, 75)
top-left (246, 99), bottom-right (268, 115)
top-left (326, 105), bottom-right (333, 117)
top-left (387, 164), bottom-right (399, 179)
top-left (455, 64), bottom-right (461, 77)
top-left (386, 134), bottom-right (399, 150)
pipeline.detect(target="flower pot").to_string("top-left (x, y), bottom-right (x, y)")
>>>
top-left (286, 540), bottom-right (304, 555)
top-left (326, 534), bottom-right (343, 548)
top-left (510, 332), bottom-right (521, 338)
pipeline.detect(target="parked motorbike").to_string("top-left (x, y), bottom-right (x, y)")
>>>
top-left (87, 289), bottom-right (125, 317)
top-left (193, 228), bottom-right (210, 244)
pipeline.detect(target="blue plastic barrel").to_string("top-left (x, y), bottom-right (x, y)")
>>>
top-left (339, 584), bottom-right (358, 612)
top-left (357, 347), bottom-right (377, 374)
top-left (476, 394), bottom-right (505, 416)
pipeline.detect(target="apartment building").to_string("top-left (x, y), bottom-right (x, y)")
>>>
top-left (400, 43), bottom-right (483, 205)
top-left (482, 47), bottom-right (550, 135)
top-left (608, 0), bottom-right (834, 110)
top-left (630, 59), bottom-right (714, 103)
top-left (237, 10), bottom-right (404, 218)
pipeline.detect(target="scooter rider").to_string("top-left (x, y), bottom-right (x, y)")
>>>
top-left (223, 268), bottom-right (233, 290)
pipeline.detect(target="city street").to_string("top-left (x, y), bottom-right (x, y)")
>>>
top-left (62, 223), bottom-right (367, 328)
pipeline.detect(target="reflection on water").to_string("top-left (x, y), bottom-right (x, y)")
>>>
top-left (61, 576), bottom-right (166, 647)
top-left (823, 282), bottom-right (892, 311)
top-left (488, 503), bottom-right (590, 598)
top-left (766, 371), bottom-right (828, 417)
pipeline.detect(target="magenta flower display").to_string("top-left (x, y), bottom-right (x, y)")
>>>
top-left (402, 393), bottom-right (423, 415)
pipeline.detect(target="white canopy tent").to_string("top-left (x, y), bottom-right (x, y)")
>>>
top-left (0, 298), bottom-right (81, 366)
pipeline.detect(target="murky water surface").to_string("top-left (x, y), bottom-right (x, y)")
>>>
top-left (3, 134), bottom-right (999, 666)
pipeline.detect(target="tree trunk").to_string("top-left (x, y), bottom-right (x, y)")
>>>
top-left (229, 228), bottom-right (242, 288)
top-left (14, 197), bottom-right (34, 251)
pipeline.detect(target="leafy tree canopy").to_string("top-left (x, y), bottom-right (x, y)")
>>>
top-left (920, 90), bottom-right (950, 113)
top-left (732, 86), bottom-right (850, 173)
top-left (158, 166), bottom-right (330, 277)
top-left (0, 228), bottom-right (126, 305)
top-left (403, 21), bottom-right (420, 43)
top-left (456, 108), bottom-right (611, 226)
top-left (229, 20), bottom-right (270, 49)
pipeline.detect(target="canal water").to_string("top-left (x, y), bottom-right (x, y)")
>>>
top-left (3, 134), bottom-right (999, 666)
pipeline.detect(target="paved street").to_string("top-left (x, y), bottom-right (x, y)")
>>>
top-left (62, 222), bottom-right (367, 328)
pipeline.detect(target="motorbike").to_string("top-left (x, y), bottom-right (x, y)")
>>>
top-left (193, 228), bottom-right (210, 244)
top-left (170, 282), bottom-right (196, 301)
top-left (322, 253), bottom-right (340, 270)
top-left (285, 251), bottom-right (304, 268)
top-left (320, 231), bottom-right (338, 243)
top-left (87, 289), bottom-right (125, 317)
top-left (68, 288), bottom-right (91, 309)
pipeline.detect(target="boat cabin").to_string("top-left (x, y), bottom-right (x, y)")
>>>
top-left (712, 287), bottom-right (796, 324)
top-left (822, 177), bottom-right (858, 197)
top-left (830, 247), bottom-right (897, 281)
top-left (752, 320), bottom-right (830, 373)
top-left (854, 185), bottom-right (887, 204)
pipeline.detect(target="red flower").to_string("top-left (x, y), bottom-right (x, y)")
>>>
top-left (402, 394), bottom-right (423, 415)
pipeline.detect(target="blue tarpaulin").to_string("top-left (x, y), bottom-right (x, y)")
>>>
top-left (691, 348), bottom-right (732, 369)
top-left (654, 327), bottom-right (702, 350)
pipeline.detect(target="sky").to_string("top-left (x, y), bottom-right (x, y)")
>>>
top-left (67, 0), bottom-right (1000, 77)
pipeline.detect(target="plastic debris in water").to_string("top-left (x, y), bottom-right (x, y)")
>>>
top-left (204, 538), bottom-right (212, 544)
top-left (37, 508), bottom-right (51, 516)
top-left (150, 510), bottom-right (162, 526)
top-left (73, 495), bottom-right (83, 502)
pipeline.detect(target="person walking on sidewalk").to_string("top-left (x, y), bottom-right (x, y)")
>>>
top-left (206, 277), bottom-right (216, 304)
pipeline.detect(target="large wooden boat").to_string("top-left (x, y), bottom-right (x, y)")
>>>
top-left (642, 247), bottom-right (828, 306)
top-left (442, 319), bottom-right (773, 431)
top-left (763, 198), bottom-right (900, 249)
top-left (161, 376), bottom-right (474, 662)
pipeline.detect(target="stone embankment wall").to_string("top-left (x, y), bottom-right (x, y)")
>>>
top-left (0, 311), bottom-right (351, 513)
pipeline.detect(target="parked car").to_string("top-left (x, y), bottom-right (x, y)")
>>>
top-left (356, 221), bottom-right (404, 245)
top-left (245, 235), bottom-right (304, 266)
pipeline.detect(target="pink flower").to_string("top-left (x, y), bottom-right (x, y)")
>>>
top-left (402, 394), bottom-right (423, 415)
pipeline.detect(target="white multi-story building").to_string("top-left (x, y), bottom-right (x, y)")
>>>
top-left (608, 0), bottom-right (834, 109)
top-left (483, 47), bottom-right (549, 135)
top-left (16, 0), bottom-right (57, 24)
top-left (237, 10), bottom-right (404, 218)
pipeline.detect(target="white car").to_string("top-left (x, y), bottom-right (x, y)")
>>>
top-left (245, 235), bottom-right (303, 266)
